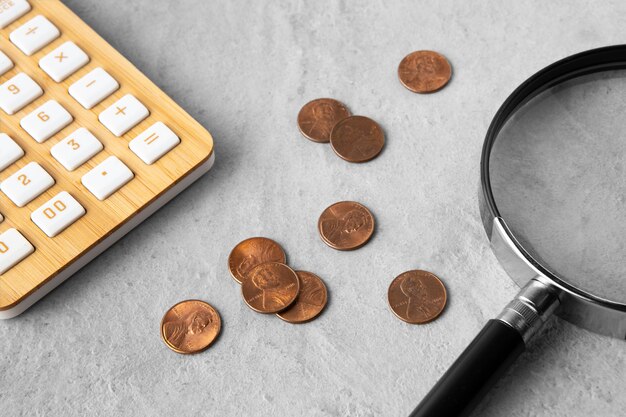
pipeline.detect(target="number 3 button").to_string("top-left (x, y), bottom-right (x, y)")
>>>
top-left (51, 127), bottom-right (103, 171)
top-left (31, 191), bottom-right (85, 237)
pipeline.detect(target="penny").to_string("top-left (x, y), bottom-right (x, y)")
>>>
top-left (242, 262), bottom-right (300, 313)
top-left (387, 270), bottom-right (447, 324)
top-left (398, 50), bottom-right (452, 94)
top-left (330, 116), bottom-right (384, 163)
top-left (318, 201), bottom-right (375, 250)
top-left (228, 237), bottom-right (287, 284)
top-left (276, 271), bottom-right (328, 323)
top-left (160, 300), bottom-right (222, 354)
top-left (297, 98), bottom-right (351, 143)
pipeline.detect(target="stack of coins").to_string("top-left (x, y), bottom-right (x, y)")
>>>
top-left (297, 98), bottom-right (385, 163)
top-left (229, 237), bottom-right (328, 323)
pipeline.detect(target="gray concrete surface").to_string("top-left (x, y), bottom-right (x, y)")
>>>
top-left (1, 1), bottom-right (626, 416)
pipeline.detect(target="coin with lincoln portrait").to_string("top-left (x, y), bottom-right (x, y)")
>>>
top-left (297, 98), bottom-right (351, 143)
top-left (242, 262), bottom-right (300, 313)
top-left (228, 237), bottom-right (287, 284)
top-left (388, 270), bottom-right (447, 324)
top-left (160, 300), bottom-right (222, 354)
top-left (318, 201), bottom-right (375, 250)
top-left (276, 271), bottom-right (328, 323)
top-left (398, 50), bottom-right (452, 94)
top-left (330, 115), bottom-right (385, 163)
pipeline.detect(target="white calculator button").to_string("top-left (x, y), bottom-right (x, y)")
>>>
top-left (20, 99), bottom-right (73, 143)
top-left (50, 127), bottom-right (103, 171)
top-left (81, 156), bottom-right (133, 200)
top-left (99, 94), bottom-right (149, 137)
top-left (0, 133), bottom-right (24, 171)
top-left (31, 191), bottom-right (85, 237)
top-left (0, 161), bottom-right (55, 207)
top-left (0, 228), bottom-right (34, 275)
top-left (10, 15), bottom-right (60, 56)
top-left (0, 72), bottom-right (43, 115)
top-left (129, 122), bottom-right (180, 165)
top-left (0, 213), bottom-right (3, 223)
top-left (0, 50), bottom-right (14, 76)
top-left (0, 0), bottom-right (30, 29)
top-left (68, 67), bottom-right (119, 109)
top-left (39, 41), bottom-right (89, 82)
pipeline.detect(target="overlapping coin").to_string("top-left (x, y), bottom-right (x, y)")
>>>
top-left (241, 262), bottom-right (300, 313)
top-left (388, 270), bottom-right (447, 324)
top-left (276, 271), bottom-right (328, 323)
top-left (160, 300), bottom-right (222, 354)
top-left (228, 237), bottom-right (287, 284)
top-left (330, 116), bottom-right (385, 163)
top-left (297, 98), bottom-right (351, 143)
top-left (318, 201), bottom-right (375, 250)
top-left (398, 50), bottom-right (452, 93)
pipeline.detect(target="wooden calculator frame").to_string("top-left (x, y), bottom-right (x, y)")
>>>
top-left (0, 0), bottom-right (214, 318)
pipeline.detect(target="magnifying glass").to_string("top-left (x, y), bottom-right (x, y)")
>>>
top-left (410, 45), bottom-right (626, 417)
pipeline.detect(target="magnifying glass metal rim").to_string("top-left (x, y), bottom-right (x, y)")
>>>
top-left (480, 44), bottom-right (626, 340)
top-left (411, 45), bottom-right (626, 417)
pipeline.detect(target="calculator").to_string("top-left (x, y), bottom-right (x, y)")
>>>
top-left (0, 0), bottom-right (215, 318)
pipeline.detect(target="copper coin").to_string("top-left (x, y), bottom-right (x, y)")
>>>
top-left (276, 271), bottom-right (328, 323)
top-left (228, 237), bottom-right (287, 284)
top-left (297, 98), bottom-right (351, 143)
top-left (160, 300), bottom-right (222, 354)
top-left (388, 270), bottom-right (447, 324)
top-left (241, 262), bottom-right (300, 313)
top-left (398, 50), bottom-right (452, 93)
top-left (318, 201), bottom-right (375, 250)
top-left (330, 116), bottom-right (384, 163)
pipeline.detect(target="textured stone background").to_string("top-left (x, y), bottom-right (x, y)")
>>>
top-left (1, 1), bottom-right (625, 416)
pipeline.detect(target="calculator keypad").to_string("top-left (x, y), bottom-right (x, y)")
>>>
top-left (0, 133), bottom-right (24, 171)
top-left (130, 122), bottom-right (181, 165)
top-left (0, 161), bottom-right (55, 207)
top-left (20, 99), bottom-right (73, 143)
top-left (99, 93), bottom-right (149, 137)
top-left (50, 127), bottom-right (103, 171)
top-left (0, 228), bottom-right (34, 275)
top-left (9, 14), bottom-right (59, 56)
top-left (31, 191), bottom-right (85, 237)
top-left (0, 0), bottom-right (198, 280)
top-left (0, 72), bottom-right (43, 114)
top-left (69, 67), bottom-right (119, 109)
top-left (0, 50), bottom-right (13, 75)
top-left (39, 40), bottom-right (89, 82)
top-left (0, 0), bottom-right (30, 29)
top-left (81, 156), bottom-right (134, 201)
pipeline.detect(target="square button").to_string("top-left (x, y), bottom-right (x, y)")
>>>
top-left (81, 156), bottom-right (133, 200)
top-left (0, 161), bottom-right (55, 207)
top-left (0, 133), bottom-right (24, 172)
top-left (0, 0), bottom-right (30, 29)
top-left (20, 99), bottom-right (73, 143)
top-left (0, 72), bottom-right (43, 115)
top-left (39, 41), bottom-right (89, 82)
top-left (0, 228), bottom-right (34, 275)
top-left (31, 191), bottom-right (85, 237)
top-left (129, 122), bottom-right (180, 164)
top-left (0, 50), bottom-right (14, 76)
top-left (10, 15), bottom-right (60, 56)
top-left (99, 94), bottom-right (149, 137)
top-left (51, 127), bottom-right (103, 171)
top-left (69, 67), bottom-right (119, 109)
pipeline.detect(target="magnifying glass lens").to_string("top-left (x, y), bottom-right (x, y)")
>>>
top-left (490, 69), bottom-right (626, 303)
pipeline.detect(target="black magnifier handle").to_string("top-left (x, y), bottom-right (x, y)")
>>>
top-left (409, 279), bottom-right (559, 417)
